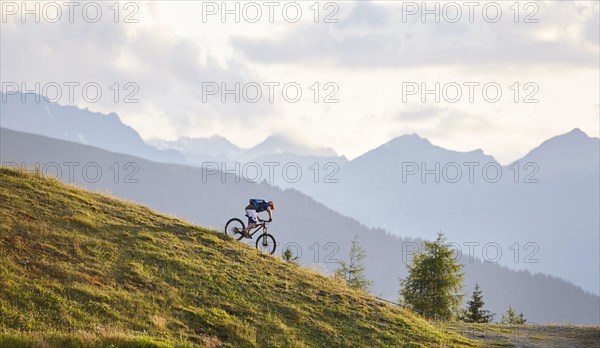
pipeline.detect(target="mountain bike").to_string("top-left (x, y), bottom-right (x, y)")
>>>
top-left (224, 217), bottom-right (277, 255)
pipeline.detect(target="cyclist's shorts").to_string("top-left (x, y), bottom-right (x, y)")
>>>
top-left (246, 209), bottom-right (259, 225)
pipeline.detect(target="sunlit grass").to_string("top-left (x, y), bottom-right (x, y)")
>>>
top-left (0, 168), bottom-right (477, 347)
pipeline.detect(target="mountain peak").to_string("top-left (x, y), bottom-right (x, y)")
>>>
top-left (177, 134), bottom-right (236, 146)
top-left (245, 133), bottom-right (339, 158)
top-left (564, 128), bottom-right (589, 139)
top-left (518, 128), bottom-right (599, 163)
top-left (161, 135), bottom-right (241, 157)
top-left (385, 133), bottom-right (432, 148)
top-left (545, 128), bottom-right (594, 145)
top-left (259, 133), bottom-right (295, 147)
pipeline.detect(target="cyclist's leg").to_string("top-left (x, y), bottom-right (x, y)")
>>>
top-left (243, 209), bottom-right (258, 237)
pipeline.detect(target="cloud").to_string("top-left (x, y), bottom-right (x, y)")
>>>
top-left (0, 15), bottom-right (275, 140)
top-left (232, 2), bottom-right (599, 68)
top-left (393, 106), bottom-right (445, 122)
top-left (340, 1), bottom-right (390, 27)
top-left (584, 9), bottom-right (600, 45)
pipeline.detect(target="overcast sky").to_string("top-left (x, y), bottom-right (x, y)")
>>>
top-left (1, 1), bottom-right (598, 163)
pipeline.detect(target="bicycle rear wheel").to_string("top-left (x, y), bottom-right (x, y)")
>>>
top-left (224, 218), bottom-right (245, 240)
top-left (255, 233), bottom-right (276, 255)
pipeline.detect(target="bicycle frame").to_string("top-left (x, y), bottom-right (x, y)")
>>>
top-left (246, 221), bottom-right (268, 238)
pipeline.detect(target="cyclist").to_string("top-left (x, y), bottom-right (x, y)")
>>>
top-left (241, 199), bottom-right (274, 238)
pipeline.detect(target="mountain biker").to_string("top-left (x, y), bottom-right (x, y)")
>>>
top-left (241, 199), bottom-right (274, 238)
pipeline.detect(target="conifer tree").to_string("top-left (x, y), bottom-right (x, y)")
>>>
top-left (335, 236), bottom-right (372, 292)
top-left (461, 283), bottom-right (494, 323)
top-left (282, 246), bottom-right (299, 264)
top-left (399, 232), bottom-right (464, 320)
top-left (501, 306), bottom-right (527, 325)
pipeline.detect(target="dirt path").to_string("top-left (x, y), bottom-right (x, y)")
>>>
top-left (440, 323), bottom-right (600, 347)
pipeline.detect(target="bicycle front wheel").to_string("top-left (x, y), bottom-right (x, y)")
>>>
top-left (255, 233), bottom-right (276, 255)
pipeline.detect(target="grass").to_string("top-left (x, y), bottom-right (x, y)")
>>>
top-left (0, 168), bottom-right (478, 347)
top-left (0, 329), bottom-right (176, 348)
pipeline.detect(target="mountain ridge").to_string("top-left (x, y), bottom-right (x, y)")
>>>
top-left (0, 92), bottom-right (186, 165)
top-left (312, 127), bottom-right (600, 295)
top-left (3, 91), bottom-right (598, 165)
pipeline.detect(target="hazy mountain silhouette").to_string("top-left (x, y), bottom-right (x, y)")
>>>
top-left (312, 129), bottom-right (600, 295)
top-left (2, 127), bottom-right (598, 325)
top-left (151, 133), bottom-right (339, 163)
top-left (151, 133), bottom-right (348, 193)
top-left (235, 135), bottom-right (347, 193)
top-left (238, 134), bottom-right (339, 161)
top-left (0, 92), bottom-right (185, 164)
top-left (150, 135), bottom-right (241, 159)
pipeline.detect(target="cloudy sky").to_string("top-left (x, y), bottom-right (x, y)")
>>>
top-left (1, 1), bottom-right (599, 163)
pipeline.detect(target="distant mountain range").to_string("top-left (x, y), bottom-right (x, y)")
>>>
top-left (2, 127), bottom-right (598, 325)
top-left (150, 133), bottom-right (339, 161)
top-left (0, 92), bottom-right (185, 164)
top-left (2, 91), bottom-right (348, 193)
top-left (150, 135), bottom-right (241, 159)
top-left (311, 129), bottom-right (600, 296)
top-left (151, 132), bottom-right (348, 195)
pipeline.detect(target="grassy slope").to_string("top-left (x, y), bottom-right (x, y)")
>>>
top-left (0, 168), bottom-right (476, 348)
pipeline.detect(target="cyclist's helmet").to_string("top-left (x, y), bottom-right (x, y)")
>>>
top-left (268, 201), bottom-right (275, 210)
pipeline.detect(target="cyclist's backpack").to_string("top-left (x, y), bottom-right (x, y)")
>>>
top-left (249, 198), bottom-right (270, 212)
